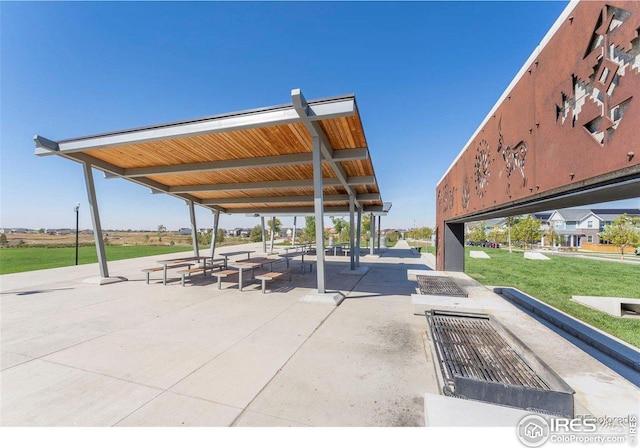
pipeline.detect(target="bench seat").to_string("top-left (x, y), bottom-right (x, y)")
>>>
top-left (255, 270), bottom-right (292, 294)
top-left (142, 263), bottom-right (194, 284)
top-left (211, 269), bottom-right (239, 290)
top-left (177, 266), bottom-right (216, 287)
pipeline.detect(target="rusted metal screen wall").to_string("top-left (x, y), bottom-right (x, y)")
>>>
top-left (435, 1), bottom-right (640, 270)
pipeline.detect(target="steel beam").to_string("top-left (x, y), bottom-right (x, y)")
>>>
top-left (356, 207), bottom-right (362, 267)
top-left (233, 205), bottom-right (387, 215)
top-left (168, 176), bottom-right (375, 193)
top-left (312, 136), bottom-right (326, 294)
top-left (292, 89), bottom-right (363, 209)
top-left (292, 216), bottom-right (297, 246)
top-left (201, 193), bottom-right (380, 206)
top-left (210, 210), bottom-right (220, 260)
top-left (34, 95), bottom-right (356, 156)
top-left (34, 137), bottom-right (227, 214)
top-left (188, 200), bottom-right (199, 258)
top-left (349, 194), bottom-right (355, 270)
top-left (82, 162), bottom-right (109, 278)
top-left (118, 148), bottom-right (368, 178)
top-left (269, 216), bottom-right (276, 253)
top-left (261, 217), bottom-right (266, 253)
top-left (369, 212), bottom-right (375, 256)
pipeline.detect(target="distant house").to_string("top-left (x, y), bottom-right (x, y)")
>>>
top-left (226, 228), bottom-right (242, 237)
top-left (547, 208), bottom-right (640, 247)
top-left (178, 228), bottom-right (191, 235)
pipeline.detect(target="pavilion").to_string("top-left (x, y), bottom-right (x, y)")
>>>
top-left (34, 89), bottom-right (391, 303)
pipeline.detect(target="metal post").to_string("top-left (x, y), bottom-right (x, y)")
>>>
top-left (82, 162), bottom-right (109, 278)
top-left (188, 200), bottom-right (199, 258)
top-left (312, 136), bottom-right (326, 293)
top-left (269, 216), bottom-right (276, 253)
top-left (210, 210), bottom-right (220, 261)
top-left (369, 212), bottom-right (375, 255)
top-left (292, 216), bottom-right (297, 247)
top-left (74, 202), bottom-right (80, 265)
top-left (377, 215), bottom-right (381, 249)
top-left (261, 216), bottom-right (266, 253)
top-left (349, 195), bottom-right (355, 270)
top-left (356, 207), bottom-right (362, 267)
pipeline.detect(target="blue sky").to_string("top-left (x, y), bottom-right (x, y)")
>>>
top-left (2, 1), bottom-right (637, 232)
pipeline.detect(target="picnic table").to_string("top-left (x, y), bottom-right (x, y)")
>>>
top-left (219, 250), bottom-right (255, 268)
top-left (229, 257), bottom-right (283, 291)
top-left (156, 255), bottom-right (211, 285)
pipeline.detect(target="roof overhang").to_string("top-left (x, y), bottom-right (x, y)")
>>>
top-left (35, 89), bottom-right (389, 215)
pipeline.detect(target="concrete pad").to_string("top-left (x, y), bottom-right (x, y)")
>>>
top-left (424, 393), bottom-right (551, 427)
top-left (0, 351), bottom-right (34, 371)
top-left (115, 392), bottom-right (242, 426)
top-left (247, 336), bottom-right (431, 426)
top-left (470, 250), bottom-right (490, 259)
top-left (170, 331), bottom-right (307, 409)
top-left (412, 293), bottom-right (516, 315)
top-left (82, 276), bottom-right (128, 285)
top-left (572, 295), bottom-right (640, 318)
top-left (233, 410), bottom-right (310, 427)
top-left (339, 266), bottom-right (370, 276)
top-left (524, 251), bottom-right (550, 260)
top-left (1, 359), bottom-right (160, 426)
top-left (299, 290), bottom-right (344, 306)
top-left (43, 322), bottom-right (253, 389)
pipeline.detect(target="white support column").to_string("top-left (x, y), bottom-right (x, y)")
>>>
top-left (292, 216), bottom-right (297, 247)
top-left (82, 162), bottom-right (123, 284)
top-left (349, 195), bottom-right (355, 270)
top-left (377, 215), bottom-right (381, 249)
top-left (83, 162), bottom-right (109, 278)
top-left (210, 210), bottom-right (220, 261)
top-left (356, 207), bottom-right (362, 267)
top-left (261, 217), bottom-right (267, 253)
top-left (369, 212), bottom-right (375, 255)
top-left (188, 200), bottom-right (199, 258)
top-left (269, 216), bottom-right (276, 253)
top-left (312, 136), bottom-right (326, 294)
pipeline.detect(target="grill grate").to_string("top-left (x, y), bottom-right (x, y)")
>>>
top-left (429, 312), bottom-right (550, 390)
top-left (416, 275), bottom-right (467, 297)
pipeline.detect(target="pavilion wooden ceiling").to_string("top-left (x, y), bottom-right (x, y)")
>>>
top-left (34, 90), bottom-right (387, 215)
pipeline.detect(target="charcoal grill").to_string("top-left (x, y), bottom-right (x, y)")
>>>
top-left (416, 275), bottom-right (467, 297)
top-left (426, 309), bottom-right (575, 417)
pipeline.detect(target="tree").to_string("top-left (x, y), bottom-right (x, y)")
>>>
top-left (545, 227), bottom-right (560, 248)
top-left (599, 213), bottom-right (640, 262)
top-left (303, 217), bottom-right (316, 242)
top-left (513, 215), bottom-right (542, 250)
top-left (422, 227), bottom-right (434, 241)
top-left (249, 225), bottom-right (263, 242)
top-left (267, 218), bottom-right (282, 238)
top-left (331, 217), bottom-right (350, 242)
top-left (0, 233), bottom-right (8, 247)
top-left (157, 224), bottom-right (166, 242)
top-left (216, 228), bottom-right (225, 244)
top-left (468, 222), bottom-right (487, 245)
top-left (487, 225), bottom-right (506, 245)
top-left (504, 216), bottom-right (520, 253)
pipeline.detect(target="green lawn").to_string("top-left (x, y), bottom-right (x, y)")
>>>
top-left (0, 245), bottom-right (200, 275)
top-left (465, 247), bottom-right (640, 348)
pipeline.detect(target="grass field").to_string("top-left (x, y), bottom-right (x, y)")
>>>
top-left (465, 247), bottom-right (640, 348)
top-left (0, 245), bottom-right (200, 275)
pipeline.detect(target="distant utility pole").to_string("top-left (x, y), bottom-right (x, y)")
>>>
top-left (74, 202), bottom-right (80, 265)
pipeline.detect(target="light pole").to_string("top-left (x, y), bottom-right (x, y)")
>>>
top-left (74, 202), bottom-right (80, 265)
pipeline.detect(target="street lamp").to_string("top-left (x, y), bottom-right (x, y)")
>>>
top-left (74, 203), bottom-right (80, 265)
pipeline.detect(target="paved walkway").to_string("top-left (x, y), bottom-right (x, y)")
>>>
top-left (2, 241), bottom-right (637, 427)
top-left (1, 243), bottom-right (435, 426)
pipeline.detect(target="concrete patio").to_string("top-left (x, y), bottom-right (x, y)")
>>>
top-left (1, 242), bottom-right (638, 427)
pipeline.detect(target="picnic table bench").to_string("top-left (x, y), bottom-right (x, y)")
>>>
top-left (177, 259), bottom-right (226, 287)
top-left (255, 269), bottom-right (293, 294)
top-left (142, 262), bottom-right (194, 284)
